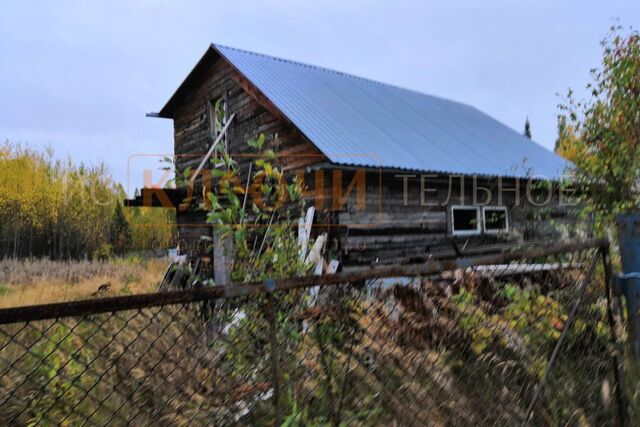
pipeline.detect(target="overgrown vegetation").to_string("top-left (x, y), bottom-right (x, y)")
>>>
top-left (175, 134), bottom-right (368, 424)
top-left (0, 254), bottom-right (620, 425)
top-left (556, 25), bottom-right (640, 233)
top-left (201, 133), bottom-right (309, 283)
top-left (555, 26), bottom-right (640, 416)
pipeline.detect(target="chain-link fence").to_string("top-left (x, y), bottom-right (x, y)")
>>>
top-left (0, 240), bottom-right (630, 426)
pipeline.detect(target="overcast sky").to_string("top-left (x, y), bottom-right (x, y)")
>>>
top-left (1, 1), bottom-right (639, 194)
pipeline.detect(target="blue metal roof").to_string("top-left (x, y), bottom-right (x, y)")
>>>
top-left (195, 44), bottom-right (570, 178)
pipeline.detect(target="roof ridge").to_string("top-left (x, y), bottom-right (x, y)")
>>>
top-left (211, 43), bottom-right (466, 105)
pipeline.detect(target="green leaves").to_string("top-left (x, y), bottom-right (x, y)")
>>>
top-left (504, 284), bottom-right (518, 301)
top-left (203, 132), bottom-right (308, 283)
top-left (263, 149), bottom-right (276, 160)
top-left (247, 133), bottom-right (265, 150)
top-left (210, 168), bottom-right (226, 178)
top-left (227, 189), bottom-right (240, 209)
top-left (207, 193), bottom-right (221, 210)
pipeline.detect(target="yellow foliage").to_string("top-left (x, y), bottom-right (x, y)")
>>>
top-left (127, 207), bottom-right (176, 252)
top-left (0, 141), bottom-right (175, 258)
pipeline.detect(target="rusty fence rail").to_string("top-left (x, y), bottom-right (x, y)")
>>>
top-left (0, 239), bottom-right (632, 425)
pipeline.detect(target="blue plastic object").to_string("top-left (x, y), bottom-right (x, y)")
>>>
top-left (264, 278), bottom-right (276, 293)
top-left (617, 213), bottom-right (640, 359)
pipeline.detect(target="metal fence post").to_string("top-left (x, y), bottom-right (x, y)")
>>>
top-left (617, 213), bottom-right (640, 361)
top-left (601, 242), bottom-right (628, 427)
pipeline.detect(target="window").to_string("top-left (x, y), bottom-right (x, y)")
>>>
top-left (208, 94), bottom-right (228, 157)
top-left (451, 206), bottom-right (481, 236)
top-left (450, 205), bottom-right (510, 236)
top-left (483, 206), bottom-right (508, 234)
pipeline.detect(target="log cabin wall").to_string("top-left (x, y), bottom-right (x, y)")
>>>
top-left (308, 169), bottom-right (576, 271)
top-left (169, 55), bottom-right (325, 256)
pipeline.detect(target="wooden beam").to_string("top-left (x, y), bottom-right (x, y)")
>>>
top-left (230, 69), bottom-right (289, 123)
top-left (190, 112), bottom-right (236, 186)
top-left (277, 142), bottom-right (327, 171)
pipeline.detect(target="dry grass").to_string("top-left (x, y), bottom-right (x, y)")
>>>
top-left (0, 257), bottom-right (169, 308)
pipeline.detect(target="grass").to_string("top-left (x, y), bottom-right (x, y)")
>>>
top-left (0, 256), bottom-right (169, 308)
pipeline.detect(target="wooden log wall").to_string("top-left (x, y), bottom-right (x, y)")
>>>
top-left (307, 169), bottom-right (576, 270)
top-left (170, 55), bottom-right (326, 256)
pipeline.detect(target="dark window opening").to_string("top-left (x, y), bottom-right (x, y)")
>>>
top-left (452, 207), bottom-right (480, 235)
top-left (483, 207), bottom-right (508, 233)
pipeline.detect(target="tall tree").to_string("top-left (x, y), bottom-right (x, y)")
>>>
top-left (523, 117), bottom-right (532, 139)
top-left (110, 201), bottom-right (131, 255)
top-left (558, 25), bottom-right (640, 231)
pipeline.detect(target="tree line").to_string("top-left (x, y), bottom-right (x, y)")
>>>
top-left (0, 142), bottom-right (175, 259)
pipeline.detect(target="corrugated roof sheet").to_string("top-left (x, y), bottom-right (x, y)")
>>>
top-left (199, 44), bottom-right (570, 178)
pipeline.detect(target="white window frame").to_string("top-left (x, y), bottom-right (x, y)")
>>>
top-left (451, 205), bottom-right (481, 236)
top-left (482, 206), bottom-right (509, 234)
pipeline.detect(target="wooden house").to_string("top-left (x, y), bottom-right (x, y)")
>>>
top-left (130, 44), bottom-right (573, 272)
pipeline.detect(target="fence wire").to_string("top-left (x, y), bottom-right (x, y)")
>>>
top-left (0, 241), bottom-right (628, 426)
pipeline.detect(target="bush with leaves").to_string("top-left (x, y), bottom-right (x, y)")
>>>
top-left (193, 135), bottom-right (369, 424)
top-left (202, 133), bottom-right (308, 282)
top-left (557, 25), bottom-right (640, 234)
